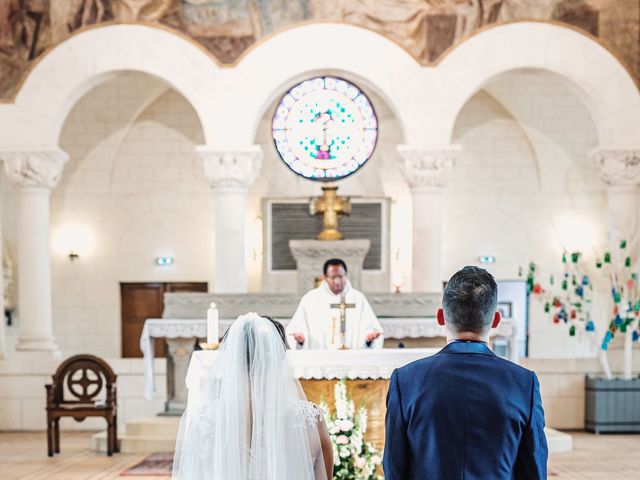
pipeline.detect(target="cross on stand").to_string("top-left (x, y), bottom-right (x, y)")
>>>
top-left (330, 293), bottom-right (356, 350)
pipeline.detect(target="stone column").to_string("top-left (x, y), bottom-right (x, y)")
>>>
top-left (197, 146), bottom-right (262, 293)
top-left (398, 145), bottom-right (459, 293)
top-left (592, 148), bottom-right (640, 244)
top-left (592, 147), bottom-right (640, 380)
top-left (2, 149), bottom-right (68, 353)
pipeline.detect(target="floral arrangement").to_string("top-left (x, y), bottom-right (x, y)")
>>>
top-left (320, 380), bottom-right (383, 480)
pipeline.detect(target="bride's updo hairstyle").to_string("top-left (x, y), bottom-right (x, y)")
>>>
top-left (220, 313), bottom-right (289, 371)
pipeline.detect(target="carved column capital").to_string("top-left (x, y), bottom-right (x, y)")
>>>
top-left (1, 148), bottom-right (68, 190)
top-left (196, 145), bottom-right (263, 189)
top-left (397, 145), bottom-right (460, 189)
top-left (591, 147), bottom-right (640, 187)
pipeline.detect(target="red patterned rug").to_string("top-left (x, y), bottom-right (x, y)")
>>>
top-left (120, 452), bottom-right (173, 476)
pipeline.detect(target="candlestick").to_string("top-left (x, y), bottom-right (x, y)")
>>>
top-left (207, 302), bottom-right (219, 345)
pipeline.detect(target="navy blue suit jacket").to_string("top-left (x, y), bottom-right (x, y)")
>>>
top-left (383, 341), bottom-right (548, 480)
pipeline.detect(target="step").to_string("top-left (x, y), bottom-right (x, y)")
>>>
top-left (92, 430), bottom-right (176, 454)
top-left (125, 416), bottom-right (180, 437)
top-left (545, 427), bottom-right (572, 453)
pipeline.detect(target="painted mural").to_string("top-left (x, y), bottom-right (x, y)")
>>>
top-left (0, 0), bottom-right (638, 99)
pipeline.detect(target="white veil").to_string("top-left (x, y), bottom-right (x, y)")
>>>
top-left (172, 313), bottom-right (328, 480)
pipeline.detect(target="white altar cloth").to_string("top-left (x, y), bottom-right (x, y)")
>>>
top-left (141, 317), bottom-right (515, 399)
top-left (184, 349), bottom-right (438, 414)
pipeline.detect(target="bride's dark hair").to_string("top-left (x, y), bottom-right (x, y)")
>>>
top-left (221, 314), bottom-right (289, 353)
top-left (260, 314), bottom-right (289, 350)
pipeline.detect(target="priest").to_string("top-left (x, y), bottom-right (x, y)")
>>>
top-left (286, 258), bottom-right (384, 349)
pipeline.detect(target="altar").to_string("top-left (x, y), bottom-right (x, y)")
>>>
top-left (141, 290), bottom-right (519, 413)
top-left (141, 315), bottom-right (517, 410)
top-left (184, 349), bottom-right (439, 449)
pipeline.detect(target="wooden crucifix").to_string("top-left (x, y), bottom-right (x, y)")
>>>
top-left (330, 293), bottom-right (356, 349)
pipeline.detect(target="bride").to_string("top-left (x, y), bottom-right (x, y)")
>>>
top-left (172, 313), bottom-right (333, 479)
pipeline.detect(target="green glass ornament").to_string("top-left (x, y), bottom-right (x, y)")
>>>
top-left (625, 256), bottom-right (631, 267)
top-left (562, 253), bottom-right (567, 264)
top-left (571, 252), bottom-right (580, 263)
top-left (569, 325), bottom-right (576, 336)
top-left (621, 240), bottom-right (627, 249)
top-left (604, 252), bottom-right (611, 263)
top-left (562, 280), bottom-right (568, 290)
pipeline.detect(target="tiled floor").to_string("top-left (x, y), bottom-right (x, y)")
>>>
top-left (1, 431), bottom-right (639, 479)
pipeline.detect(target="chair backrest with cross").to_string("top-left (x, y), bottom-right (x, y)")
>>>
top-left (45, 354), bottom-right (118, 456)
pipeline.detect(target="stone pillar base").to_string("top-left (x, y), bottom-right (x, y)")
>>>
top-left (289, 239), bottom-right (371, 295)
top-left (164, 338), bottom-right (196, 414)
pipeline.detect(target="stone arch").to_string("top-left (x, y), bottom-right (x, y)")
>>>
top-left (435, 22), bottom-right (640, 146)
top-left (10, 24), bottom-right (219, 146)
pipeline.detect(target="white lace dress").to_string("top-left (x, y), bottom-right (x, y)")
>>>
top-left (298, 400), bottom-right (327, 480)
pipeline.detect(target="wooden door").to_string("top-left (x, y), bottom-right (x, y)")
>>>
top-left (121, 282), bottom-right (208, 358)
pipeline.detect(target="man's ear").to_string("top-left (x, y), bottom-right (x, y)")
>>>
top-left (491, 310), bottom-right (501, 329)
top-left (437, 307), bottom-right (445, 326)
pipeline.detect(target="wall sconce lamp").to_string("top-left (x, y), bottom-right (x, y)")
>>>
top-left (68, 252), bottom-right (79, 262)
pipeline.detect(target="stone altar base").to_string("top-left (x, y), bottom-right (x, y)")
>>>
top-left (300, 378), bottom-right (389, 450)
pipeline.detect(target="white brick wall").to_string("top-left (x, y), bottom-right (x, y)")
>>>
top-left (44, 72), bottom-right (213, 358)
top-left (447, 70), bottom-right (607, 358)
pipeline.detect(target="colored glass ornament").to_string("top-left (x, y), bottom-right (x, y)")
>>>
top-left (586, 320), bottom-right (595, 332)
top-left (604, 252), bottom-right (611, 263)
top-left (571, 252), bottom-right (580, 263)
top-left (620, 240), bottom-right (627, 249)
top-left (633, 331), bottom-right (639, 342)
top-left (625, 256), bottom-right (631, 267)
top-left (544, 303), bottom-right (550, 313)
top-left (569, 325), bottom-right (576, 336)
top-left (581, 275), bottom-right (589, 286)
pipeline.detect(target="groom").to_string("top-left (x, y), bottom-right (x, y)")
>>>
top-left (383, 266), bottom-right (548, 479)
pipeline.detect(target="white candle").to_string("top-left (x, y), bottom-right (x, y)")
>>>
top-left (207, 302), bottom-right (219, 345)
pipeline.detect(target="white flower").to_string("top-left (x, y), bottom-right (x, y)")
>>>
top-left (370, 454), bottom-right (382, 465)
top-left (354, 456), bottom-right (366, 469)
top-left (339, 446), bottom-right (351, 458)
top-left (337, 419), bottom-right (354, 432)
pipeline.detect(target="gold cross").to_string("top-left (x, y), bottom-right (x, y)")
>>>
top-left (330, 293), bottom-right (356, 349)
top-left (309, 186), bottom-right (351, 240)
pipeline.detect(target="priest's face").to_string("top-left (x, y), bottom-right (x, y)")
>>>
top-left (325, 265), bottom-right (347, 295)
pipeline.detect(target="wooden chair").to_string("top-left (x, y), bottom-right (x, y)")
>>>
top-left (45, 354), bottom-right (118, 456)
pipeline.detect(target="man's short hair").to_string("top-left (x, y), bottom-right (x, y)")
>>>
top-left (323, 258), bottom-right (348, 275)
top-left (442, 266), bottom-right (498, 334)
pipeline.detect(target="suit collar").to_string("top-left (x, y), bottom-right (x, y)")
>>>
top-left (439, 340), bottom-right (496, 356)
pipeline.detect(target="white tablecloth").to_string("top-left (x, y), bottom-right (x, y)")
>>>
top-left (140, 317), bottom-right (515, 399)
top-left (184, 348), bottom-right (438, 414)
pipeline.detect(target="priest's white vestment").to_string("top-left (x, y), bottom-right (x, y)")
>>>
top-left (286, 281), bottom-right (384, 349)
